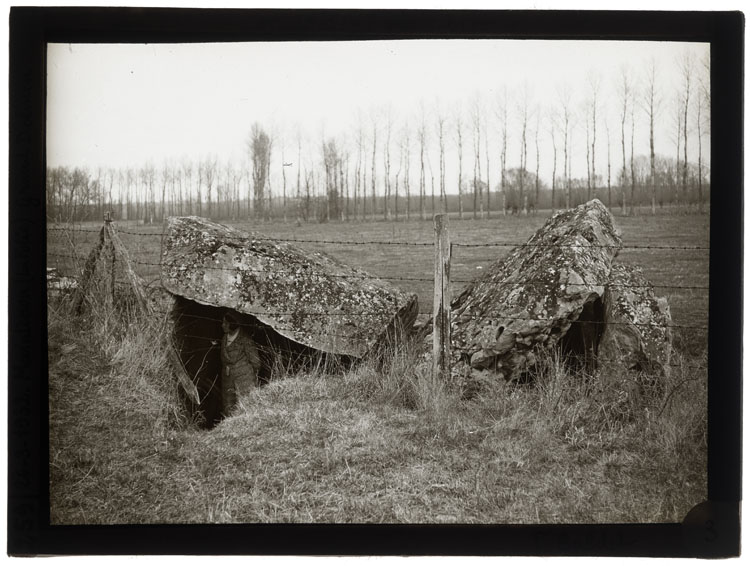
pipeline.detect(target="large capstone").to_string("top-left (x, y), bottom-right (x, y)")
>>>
top-left (160, 216), bottom-right (418, 359)
top-left (598, 262), bottom-right (673, 378)
top-left (449, 199), bottom-right (622, 381)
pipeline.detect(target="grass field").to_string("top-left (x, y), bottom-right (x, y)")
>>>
top-left (47, 208), bottom-right (709, 524)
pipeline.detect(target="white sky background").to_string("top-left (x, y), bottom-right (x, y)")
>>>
top-left (47, 39), bottom-right (709, 192)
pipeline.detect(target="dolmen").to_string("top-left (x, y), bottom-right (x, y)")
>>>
top-left (161, 216), bottom-right (418, 359)
top-left (160, 216), bottom-right (418, 426)
top-left (445, 199), bottom-right (672, 383)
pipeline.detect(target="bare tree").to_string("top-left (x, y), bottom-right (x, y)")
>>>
top-left (323, 137), bottom-right (340, 222)
top-left (135, 165), bottom-right (145, 222)
top-left (203, 155), bottom-right (217, 219)
top-left (340, 149), bottom-right (348, 221)
top-left (360, 124), bottom-right (368, 220)
top-left (296, 128), bottom-right (303, 223)
top-left (142, 163), bottom-right (156, 223)
top-left (166, 163), bottom-right (177, 218)
top-left (196, 161), bottom-right (205, 218)
top-left (641, 57), bottom-right (661, 215)
top-left (671, 92), bottom-right (683, 209)
top-left (697, 50), bottom-right (710, 212)
top-left (395, 134), bottom-right (404, 221)
top-left (695, 89), bottom-right (705, 212)
top-left (678, 49), bottom-right (694, 206)
top-left (353, 116), bottom-right (364, 222)
top-left (436, 100), bottom-right (447, 213)
top-left (455, 105), bottom-right (464, 219)
top-left (484, 105), bottom-right (491, 218)
top-left (131, 167), bottom-right (140, 221)
top-left (568, 124), bottom-right (575, 208)
top-left (428, 154), bottom-right (436, 216)
top-left (160, 162), bottom-right (170, 221)
top-left (115, 168), bottom-right (126, 220)
top-left (69, 167), bottom-right (85, 222)
top-left (361, 130), bottom-right (368, 220)
top-left (94, 167), bottom-right (103, 219)
top-left (370, 115), bottom-right (378, 221)
top-left (225, 160), bottom-right (241, 220)
top-left (533, 107), bottom-right (541, 211)
top-left (548, 108), bottom-right (558, 212)
top-left (249, 123), bottom-right (272, 220)
top-left (557, 83), bottom-right (572, 209)
top-left (303, 164), bottom-right (312, 222)
top-left (584, 100), bottom-right (592, 202)
top-left (280, 135), bottom-right (288, 222)
top-left (265, 135), bottom-right (273, 221)
top-left (629, 92), bottom-right (637, 215)
top-left (496, 87), bottom-right (510, 214)
top-left (136, 166), bottom-right (145, 221)
top-left (315, 169), bottom-right (323, 222)
top-left (517, 83), bottom-right (530, 213)
top-left (46, 167), bottom-right (60, 221)
top-left (106, 168), bottom-right (116, 216)
top-left (402, 121), bottom-right (412, 220)
top-left (605, 116), bottom-right (612, 208)
top-left (618, 66), bottom-right (631, 214)
top-left (95, 168), bottom-right (106, 219)
top-left (302, 166), bottom-right (311, 222)
top-left (471, 94), bottom-right (483, 219)
top-left (214, 161), bottom-right (227, 218)
top-left (383, 106), bottom-right (394, 220)
top-left (418, 102), bottom-right (428, 220)
top-left (181, 159), bottom-right (192, 216)
top-left (587, 71), bottom-right (601, 202)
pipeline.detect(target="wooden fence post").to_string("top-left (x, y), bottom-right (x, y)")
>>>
top-left (432, 213), bottom-right (451, 380)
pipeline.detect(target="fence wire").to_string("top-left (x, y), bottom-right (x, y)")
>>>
top-left (46, 251), bottom-right (710, 292)
top-left (46, 225), bottom-right (711, 251)
top-left (47, 222), bottom-right (710, 335)
top-left (47, 272), bottom-right (709, 333)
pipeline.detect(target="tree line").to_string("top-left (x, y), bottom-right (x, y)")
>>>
top-left (47, 50), bottom-right (710, 224)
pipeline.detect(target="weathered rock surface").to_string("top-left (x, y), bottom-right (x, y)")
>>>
top-left (598, 262), bottom-right (673, 377)
top-left (450, 199), bottom-right (622, 380)
top-left (160, 216), bottom-right (418, 358)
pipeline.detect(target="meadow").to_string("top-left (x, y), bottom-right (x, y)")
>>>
top-left (47, 208), bottom-right (709, 524)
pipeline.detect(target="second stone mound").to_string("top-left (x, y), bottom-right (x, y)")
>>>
top-left (450, 199), bottom-right (622, 381)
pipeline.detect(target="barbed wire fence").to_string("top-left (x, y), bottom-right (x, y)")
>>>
top-left (46, 217), bottom-right (710, 383)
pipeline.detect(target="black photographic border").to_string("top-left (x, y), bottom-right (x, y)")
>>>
top-left (8, 7), bottom-right (743, 557)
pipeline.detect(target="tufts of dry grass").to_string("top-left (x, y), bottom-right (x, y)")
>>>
top-left (344, 332), bottom-right (461, 417)
top-left (49, 296), bottom-right (706, 524)
top-left (48, 298), bottom-right (194, 524)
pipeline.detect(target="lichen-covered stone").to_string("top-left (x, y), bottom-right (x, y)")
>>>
top-left (449, 199), bottom-right (622, 380)
top-left (160, 216), bottom-right (418, 358)
top-left (598, 262), bottom-right (673, 377)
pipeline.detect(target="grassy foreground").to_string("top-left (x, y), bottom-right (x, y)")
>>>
top-left (49, 300), bottom-right (706, 524)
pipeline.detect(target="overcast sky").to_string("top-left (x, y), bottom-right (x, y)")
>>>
top-left (46, 39), bottom-right (709, 184)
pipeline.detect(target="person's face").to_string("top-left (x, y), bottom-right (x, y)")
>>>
top-left (222, 318), bottom-right (231, 334)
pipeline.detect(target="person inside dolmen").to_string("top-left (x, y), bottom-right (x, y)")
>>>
top-left (220, 311), bottom-right (262, 416)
